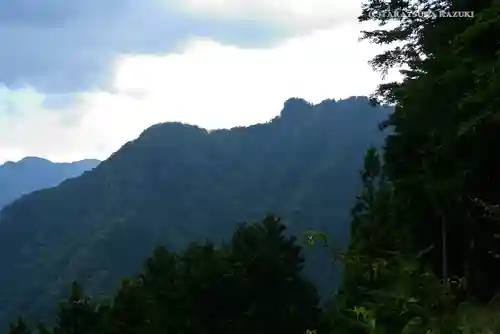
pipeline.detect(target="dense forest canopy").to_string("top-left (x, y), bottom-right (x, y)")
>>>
top-left (7, 216), bottom-right (323, 334)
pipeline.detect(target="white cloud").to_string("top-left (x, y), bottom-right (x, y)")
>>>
top-left (0, 87), bottom-right (106, 163)
top-left (0, 22), bottom-right (400, 163)
top-left (174, 0), bottom-right (364, 32)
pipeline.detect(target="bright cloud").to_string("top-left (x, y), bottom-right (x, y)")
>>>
top-left (0, 22), bottom-right (399, 163)
top-left (176, 0), bottom-right (363, 31)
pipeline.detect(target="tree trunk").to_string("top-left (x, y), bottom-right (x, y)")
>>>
top-left (441, 216), bottom-right (448, 281)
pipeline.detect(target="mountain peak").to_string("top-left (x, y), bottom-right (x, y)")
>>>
top-left (19, 156), bottom-right (52, 163)
top-left (280, 97), bottom-right (313, 120)
top-left (136, 122), bottom-right (208, 145)
top-left (0, 157), bottom-right (100, 209)
top-left (1, 156), bottom-right (51, 167)
top-left (282, 97), bottom-right (312, 109)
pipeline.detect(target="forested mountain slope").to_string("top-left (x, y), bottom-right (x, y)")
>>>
top-left (0, 157), bottom-right (100, 208)
top-left (0, 96), bottom-right (390, 327)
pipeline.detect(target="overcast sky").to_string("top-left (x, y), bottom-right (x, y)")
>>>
top-left (0, 0), bottom-right (399, 163)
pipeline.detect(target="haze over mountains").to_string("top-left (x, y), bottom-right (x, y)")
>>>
top-left (0, 158), bottom-right (100, 209)
top-left (0, 96), bottom-right (391, 328)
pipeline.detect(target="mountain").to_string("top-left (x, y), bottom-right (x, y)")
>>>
top-left (0, 96), bottom-right (391, 328)
top-left (0, 157), bottom-right (100, 209)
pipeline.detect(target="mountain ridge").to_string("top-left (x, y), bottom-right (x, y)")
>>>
top-left (0, 157), bottom-right (100, 209)
top-left (0, 96), bottom-right (391, 328)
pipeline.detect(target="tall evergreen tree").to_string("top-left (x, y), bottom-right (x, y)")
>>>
top-left (324, 0), bottom-right (500, 332)
top-left (227, 215), bottom-right (321, 334)
top-left (358, 0), bottom-right (500, 300)
top-left (53, 282), bottom-right (101, 334)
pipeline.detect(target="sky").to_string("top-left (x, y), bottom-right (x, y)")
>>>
top-left (0, 0), bottom-right (399, 163)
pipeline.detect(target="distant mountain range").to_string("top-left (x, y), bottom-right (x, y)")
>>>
top-left (0, 96), bottom-right (391, 328)
top-left (0, 157), bottom-right (100, 209)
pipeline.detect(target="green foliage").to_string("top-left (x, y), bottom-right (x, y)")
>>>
top-left (52, 282), bottom-right (105, 334)
top-left (6, 215), bottom-right (321, 334)
top-left (8, 318), bottom-right (29, 334)
top-left (321, 0), bottom-right (500, 332)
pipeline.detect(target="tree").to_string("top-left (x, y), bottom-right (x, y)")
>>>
top-left (322, 1), bottom-right (500, 330)
top-left (8, 318), bottom-right (30, 334)
top-left (35, 323), bottom-right (52, 334)
top-left (53, 282), bottom-right (102, 334)
top-left (106, 277), bottom-right (150, 334)
top-left (227, 215), bottom-right (321, 334)
top-left (358, 0), bottom-right (500, 301)
top-left (39, 215), bottom-right (322, 334)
